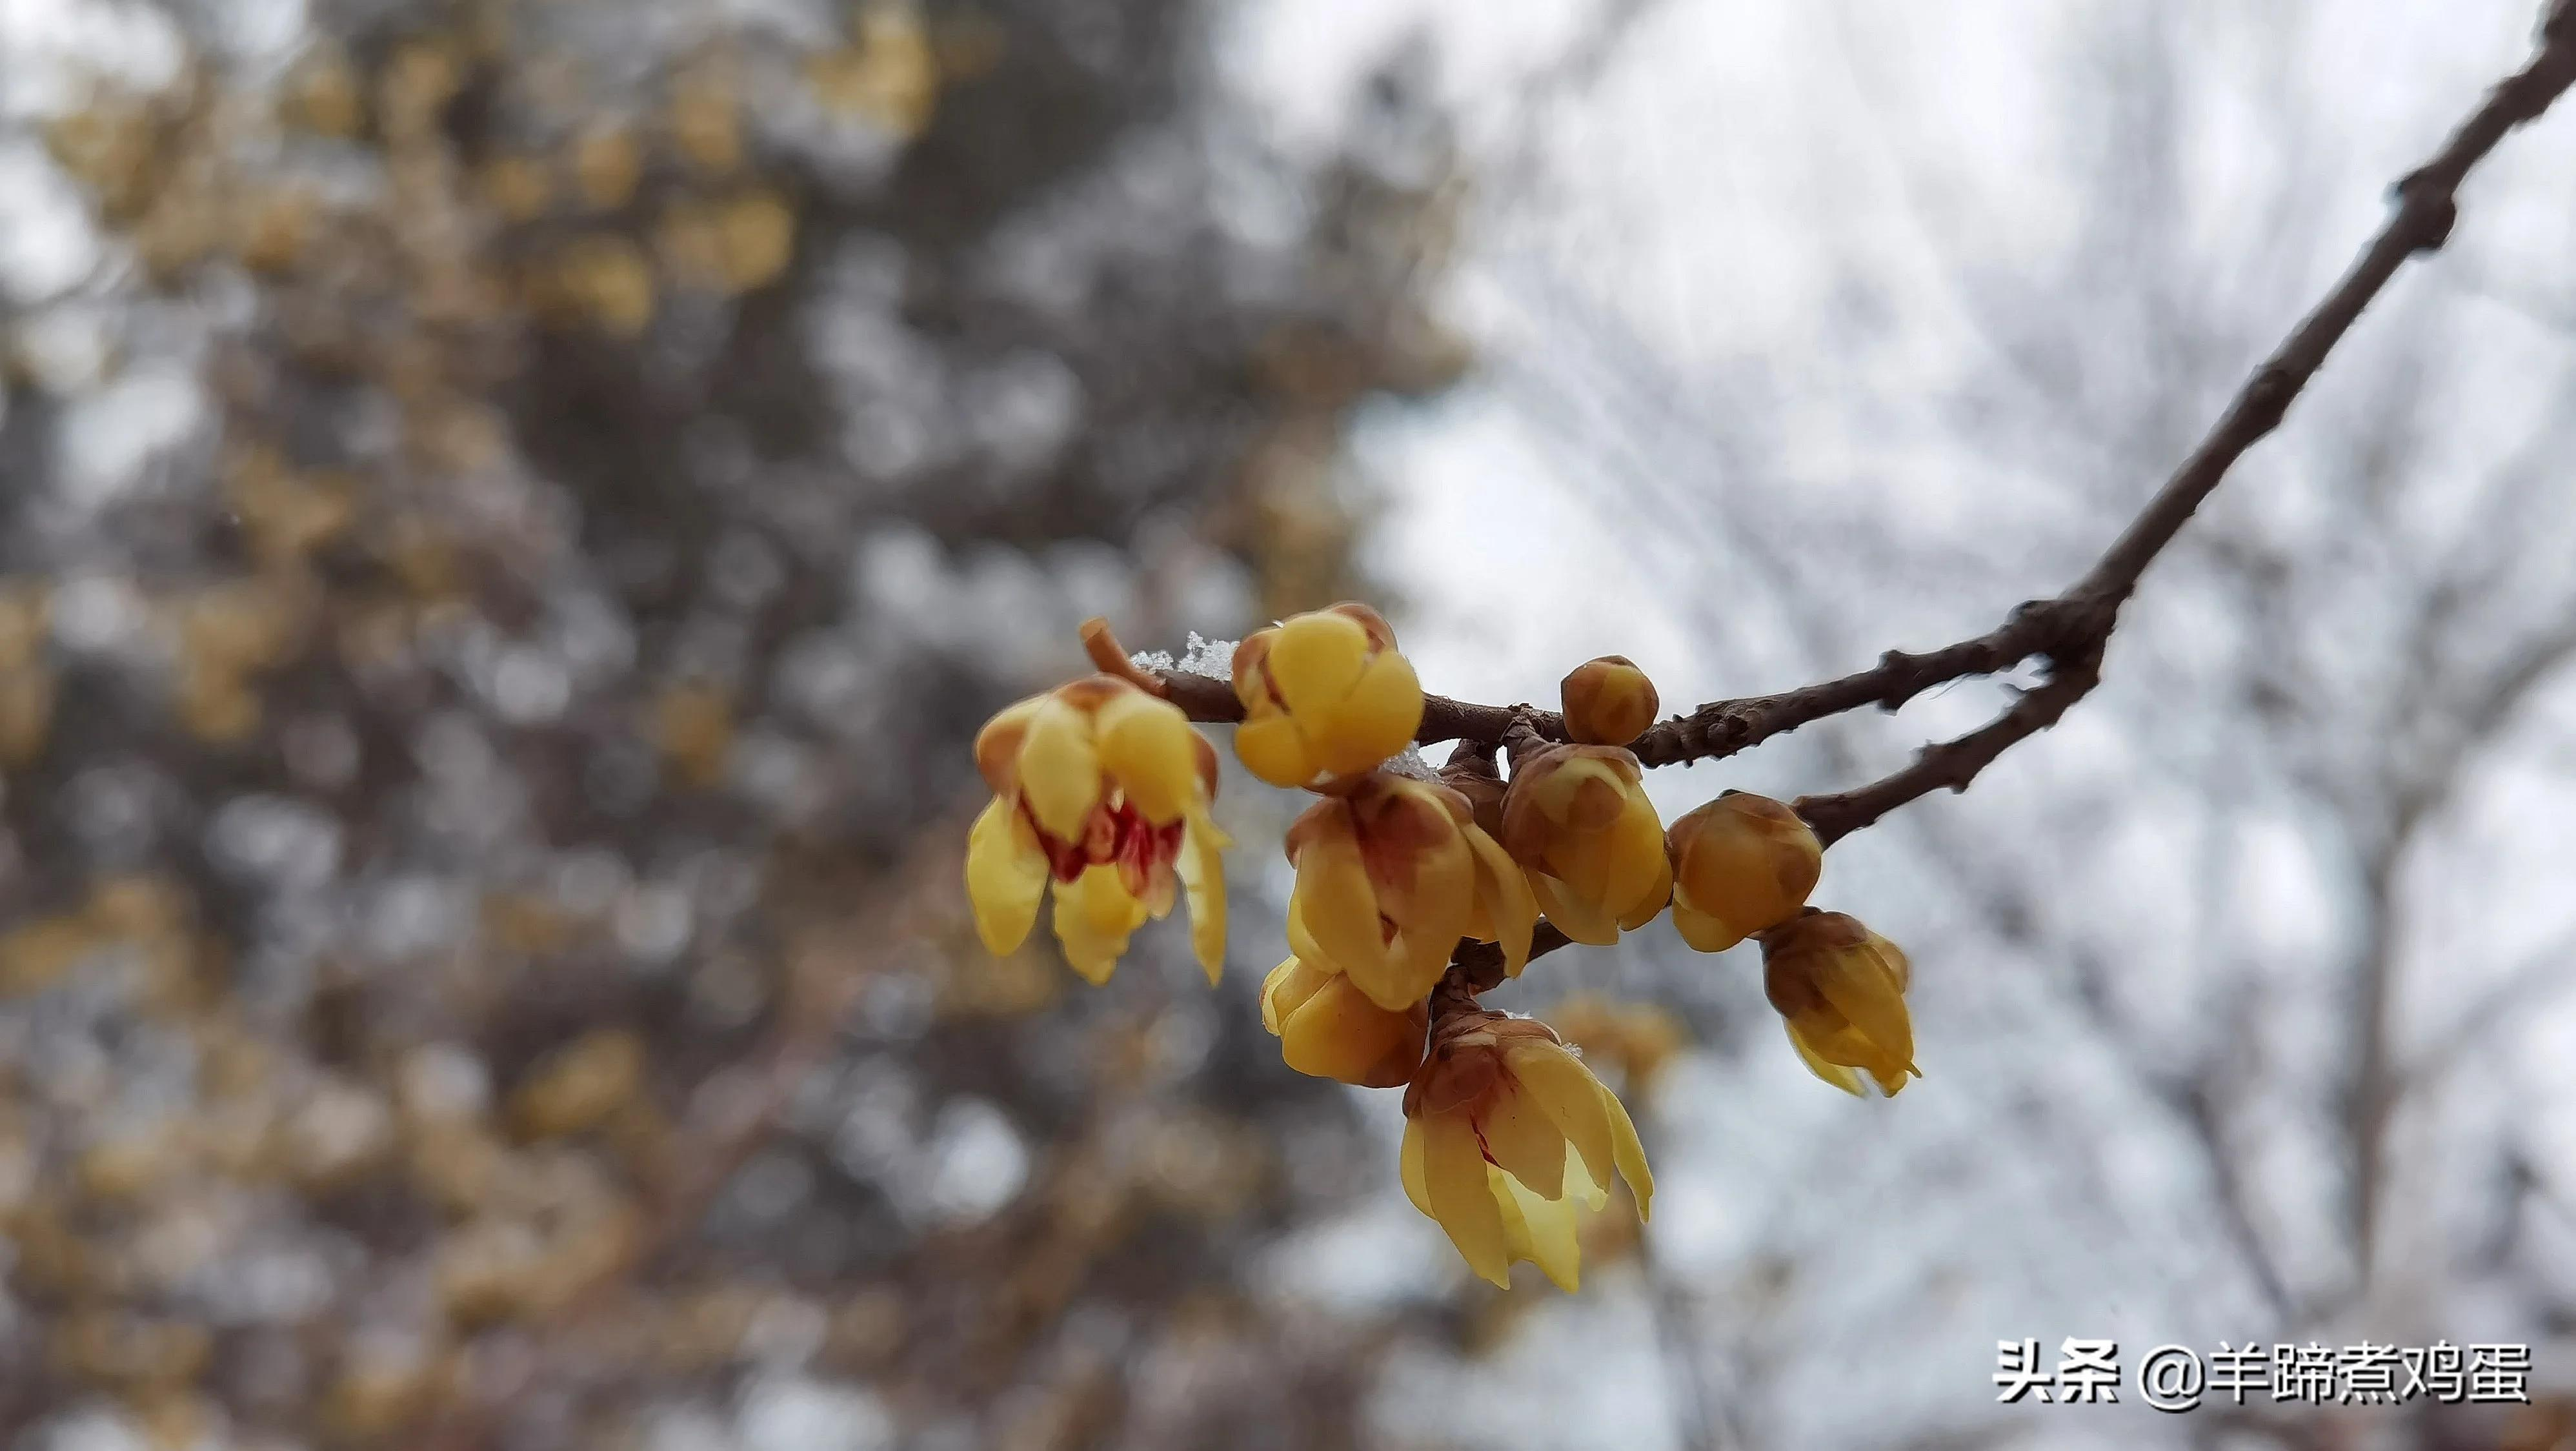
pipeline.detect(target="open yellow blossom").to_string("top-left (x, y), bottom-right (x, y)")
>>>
top-left (1231, 602), bottom-right (1424, 788)
top-left (1760, 909), bottom-right (1917, 1096)
top-left (1260, 956), bottom-right (1427, 1088)
top-left (1285, 772), bottom-right (1535, 1011)
top-left (1499, 744), bottom-right (1671, 945)
top-left (1399, 1011), bottom-right (1653, 1290)
top-left (967, 675), bottom-right (1229, 984)
top-left (1560, 654), bottom-right (1658, 746)
top-left (1665, 791), bottom-right (1822, 953)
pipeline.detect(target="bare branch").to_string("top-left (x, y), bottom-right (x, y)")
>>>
top-left (1788, 16), bottom-right (2576, 836)
top-left (1147, 18), bottom-right (2576, 1007)
top-left (2404, 927), bottom-right (2576, 1093)
top-left (1156, 17), bottom-right (2576, 851)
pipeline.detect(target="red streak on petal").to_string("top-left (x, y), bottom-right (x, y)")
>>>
top-left (1021, 792), bottom-right (1185, 892)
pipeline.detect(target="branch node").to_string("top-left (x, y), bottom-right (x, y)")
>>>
top-left (1079, 617), bottom-right (1171, 696)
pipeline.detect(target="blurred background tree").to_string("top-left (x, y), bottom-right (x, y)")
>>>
top-left (0, 0), bottom-right (1470, 1446)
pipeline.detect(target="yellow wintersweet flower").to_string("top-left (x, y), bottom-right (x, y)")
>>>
top-left (1665, 791), bottom-right (1822, 953)
top-left (967, 675), bottom-right (1229, 984)
top-left (1260, 956), bottom-right (1427, 1088)
top-left (1560, 654), bottom-right (1658, 746)
top-left (1499, 744), bottom-right (1671, 945)
top-left (1760, 909), bottom-right (1917, 1096)
top-left (1399, 1011), bottom-right (1653, 1290)
top-left (1284, 772), bottom-right (1535, 1012)
top-left (1230, 602), bottom-right (1424, 789)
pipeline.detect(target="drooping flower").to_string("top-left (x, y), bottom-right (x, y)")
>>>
top-left (1560, 654), bottom-right (1658, 746)
top-left (1285, 772), bottom-right (1535, 1011)
top-left (1399, 1011), bottom-right (1653, 1290)
top-left (1760, 909), bottom-right (1917, 1096)
top-left (1499, 744), bottom-right (1671, 945)
top-left (1260, 955), bottom-right (1427, 1088)
top-left (1230, 603), bottom-right (1424, 789)
top-left (1665, 791), bottom-right (1823, 953)
top-left (967, 675), bottom-right (1228, 984)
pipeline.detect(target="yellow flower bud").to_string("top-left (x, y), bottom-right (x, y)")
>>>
top-left (1560, 655), bottom-right (1658, 746)
top-left (1260, 956), bottom-right (1427, 1087)
top-left (966, 676), bottom-right (1229, 984)
top-left (1231, 602), bottom-right (1425, 789)
top-left (1499, 744), bottom-right (1671, 946)
top-left (1398, 1011), bottom-right (1653, 1290)
top-left (1760, 909), bottom-right (1917, 1097)
top-left (1284, 773), bottom-right (1535, 1011)
top-left (1665, 792), bottom-right (1822, 953)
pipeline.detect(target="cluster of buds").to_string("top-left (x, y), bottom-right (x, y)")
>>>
top-left (963, 604), bottom-right (1923, 1289)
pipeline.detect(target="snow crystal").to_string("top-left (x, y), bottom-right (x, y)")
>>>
top-left (1130, 631), bottom-right (1236, 680)
top-left (1382, 745), bottom-right (1440, 782)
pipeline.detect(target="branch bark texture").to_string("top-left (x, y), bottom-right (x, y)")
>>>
top-left (1159, 14), bottom-right (2576, 852)
top-left (1149, 12), bottom-right (2576, 977)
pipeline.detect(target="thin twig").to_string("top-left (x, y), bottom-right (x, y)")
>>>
top-left (1152, 10), bottom-right (2576, 866)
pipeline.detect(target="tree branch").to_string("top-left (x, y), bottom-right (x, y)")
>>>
top-left (2403, 921), bottom-right (2576, 1093)
top-left (1151, 12), bottom-right (2576, 982)
top-left (1185, 14), bottom-right (2574, 842)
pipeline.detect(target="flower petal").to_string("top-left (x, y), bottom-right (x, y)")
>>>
top-left (1294, 814), bottom-right (1398, 991)
top-left (1233, 713), bottom-right (1317, 789)
top-left (1616, 847), bottom-right (1673, 931)
top-left (1399, 1117), bottom-right (1432, 1219)
top-left (1598, 1079), bottom-right (1655, 1221)
top-left (1178, 809), bottom-right (1227, 984)
top-left (1509, 1042), bottom-right (1616, 1194)
top-left (1671, 900), bottom-right (1746, 954)
top-left (1529, 869), bottom-right (1618, 947)
top-left (1561, 1140), bottom-right (1609, 1213)
top-left (1375, 806), bottom-right (1474, 940)
top-left (1786, 1020), bottom-right (1867, 1096)
top-left (1313, 648), bottom-right (1424, 776)
top-left (1498, 1167), bottom-right (1583, 1292)
top-left (1423, 1109), bottom-right (1512, 1288)
top-left (1265, 611), bottom-right (1371, 715)
top-left (1369, 827), bottom-right (1472, 1010)
top-left (965, 796), bottom-right (1047, 955)
top-left (1464, 825), bottom-right (1537, 977)
top-left (972, 694), bottom-right (1046, 796)
top-left (1346, 935), bottom-right (1447, 1015)
top-left (1052, 863), bottom-right (1145, 985)
top-left (1260, 957), bottom-right (1311, 1035)
top-left (1285, 892), bottom-right (1329, 968)
top-left (1809, 940), bottom-right (1915, 1073)
top-left (1607, 804), bottom-right (1671, 926)
top-left (1095, 687), bottom-right (1202, 825)
top-left (1282, 974), bottom-right (1421, 1086)
top-left (1478, 1083), bottom-right (1567, 1201)
top-left (1017, 694), bottom-right (1103, 842)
